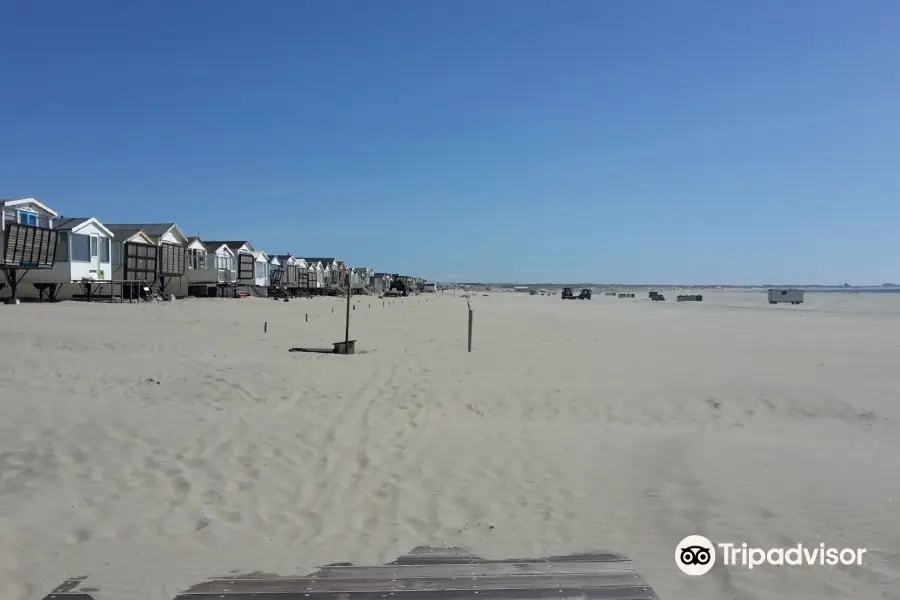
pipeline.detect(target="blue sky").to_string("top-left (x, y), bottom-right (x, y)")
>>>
top-left (2, 1), bottom-right (899, 284)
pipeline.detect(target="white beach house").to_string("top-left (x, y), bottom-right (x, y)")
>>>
top-left (202, 241), bottom-right (264, 295)
top-left (185, 238), bottom-right (238, 297)
top-left (253, 250), bottom-right (270, 293)
top-left (304, 258), bottom-right (347, 294)
top-left (303, 259), bottom-right (326, 294)
top-left (1, 209), bottom-right (115, 301)
top-left (38, 217), bottom-right (115, 300)
top-left (273, 254), bottom-right (302, 292)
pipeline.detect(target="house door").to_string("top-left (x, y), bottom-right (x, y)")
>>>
top-left (90, 235), bottom-right (100, 276)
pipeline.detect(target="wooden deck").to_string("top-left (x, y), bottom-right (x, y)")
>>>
top-left (41, 546), bottom-right (659, 600)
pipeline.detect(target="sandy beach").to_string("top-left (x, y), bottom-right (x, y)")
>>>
top-left (1, 290), bottom-right (898, 600)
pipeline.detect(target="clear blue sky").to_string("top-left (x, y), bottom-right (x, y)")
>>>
top-left (2, 1), bottom-right (899, 284)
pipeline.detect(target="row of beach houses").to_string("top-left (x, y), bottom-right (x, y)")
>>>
top-left (0, 197), bottom-right (425, 302)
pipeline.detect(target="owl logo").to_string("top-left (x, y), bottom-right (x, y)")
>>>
top-left (676, 535), bottom-right (716, 575)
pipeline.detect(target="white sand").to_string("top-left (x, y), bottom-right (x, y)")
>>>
top-left (1, 291), bottom-right (898, 600)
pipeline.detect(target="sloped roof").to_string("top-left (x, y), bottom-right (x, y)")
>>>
top-left (105, 222), bottom-right (187, 245)
top-left (104, 222), bottom-right (174, 237)
top-left (206, 242), bottom-right (234, 254)
top-left (0, 197), bottom-right (59, 216)
top-left (185, 237), bottom-right (209, 251)
top-left (52, 217), bottom-right (91, 230)
top-left (305, 257), bottom-right (336, 266)
top-left (104, 224), bottom-right (145, 240)
top-left (185, 237), bottom-right (226, 253)
top-left (52, 217), bottom-right (114, 237)
top-left (205, 240), bottom-right (254, 252)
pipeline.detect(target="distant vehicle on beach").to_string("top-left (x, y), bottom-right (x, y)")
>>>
top-left (768, 288), bottom-right (804, 304)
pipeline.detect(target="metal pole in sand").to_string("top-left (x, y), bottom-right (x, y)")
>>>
top-left (344, 272), bottom-right (351, 346)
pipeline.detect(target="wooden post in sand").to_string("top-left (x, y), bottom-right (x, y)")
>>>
top-left (467, 298), bottom-right (473, 352)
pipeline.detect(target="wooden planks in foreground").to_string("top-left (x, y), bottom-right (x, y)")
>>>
top-left (42, 545), bottom-right (660, 600)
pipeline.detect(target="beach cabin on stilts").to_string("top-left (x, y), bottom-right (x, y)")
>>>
top-left (267, 254), bottom-right (282, 297)
top-left (108, 228), bottom-right (157, 301)
top-left (293, 258), bottom-right (312, 297)
top-left (0, 198), bottom-right (60, 304)
top-left (350, 267), bottom-right (374, 295)
top-left (332, 260), bottom-right (348, 293)
top-left (373, 273), bottom-right (393, 295)
top-left (105, 222), bottom-right (189, 298)
top-left (304, 258), bottom-right (347, 295)
top-left (253, 250), bottom-right (270, 296)
top-left (184, 238), bottom-right (238, 297)
top-left (302, 259), bottom-right (328, 295)
top-left (203, 241), bottom-right (257, 297)
top-left (30, 217), bottom-right (114, 301)
top-left (272, 254), bottom-right (301, 297)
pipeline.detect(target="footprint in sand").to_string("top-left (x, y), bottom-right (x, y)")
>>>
top-left (202, 488), bottom-right (224, 505)
top-left (296, 509), bottom-right (323, 540)
top-left (66, 528), bottom-right (92, 544)
top-left (217, 507), bottom-right (243, 523)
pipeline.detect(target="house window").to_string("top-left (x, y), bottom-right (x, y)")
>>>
top-left (216, 254), bottom-right (233, 270)
top-left (90, 236), bottom-right (99, 257)
top-left (55, 232), bottom-right (70, 262)
top-left (18, 211), bottom-right (39, 226)
top-left (100, 238), bottom-right (110, 262)
top-left (188, 248), bottom-right (206, 270)
top-left (71, 234), bottom-right (91, 262)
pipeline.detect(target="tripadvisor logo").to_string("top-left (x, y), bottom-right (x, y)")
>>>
top-left (675, 535), bottom-right (867, 575)
top-left (676, 535), bottom-right (715, 576)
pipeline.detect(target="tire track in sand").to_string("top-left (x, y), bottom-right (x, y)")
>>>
top-left (297, 356), bottom-right (409, 544)
top-left (296, 357), bottom-right (398, 537)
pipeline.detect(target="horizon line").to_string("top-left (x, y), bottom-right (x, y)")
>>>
top-left (436, 282), bottom-right (899, 288)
